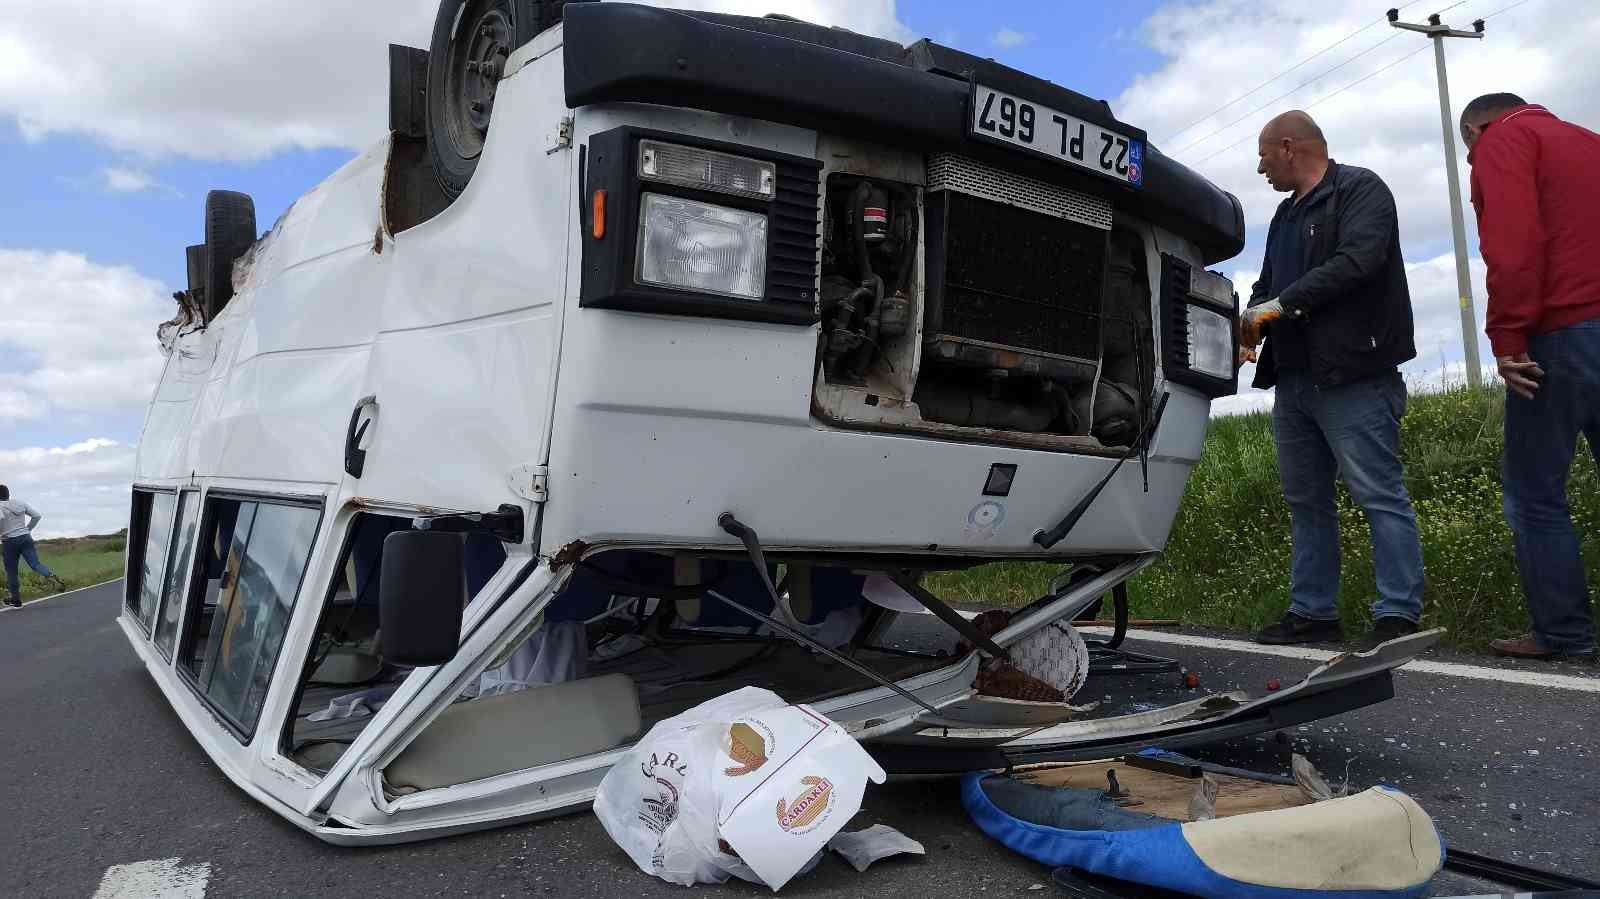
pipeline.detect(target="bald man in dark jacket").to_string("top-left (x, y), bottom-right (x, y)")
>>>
top-left (1239, 111), bottom-right (1424, 651)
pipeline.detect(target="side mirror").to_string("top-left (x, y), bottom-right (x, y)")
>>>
top-left (380, 530), bottom-right (466, 667)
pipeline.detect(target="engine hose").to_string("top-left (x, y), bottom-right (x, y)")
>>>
top-left (893, 187), bottom-right (919, 296)
top-left (852, 180), bottom-right (875, 284)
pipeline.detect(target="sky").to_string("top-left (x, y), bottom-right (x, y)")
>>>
top-left (0, 0), bottom-right (1583, 536)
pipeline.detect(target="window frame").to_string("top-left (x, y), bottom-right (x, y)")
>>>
top-left (174, 489), bottom-right (326, 745)
top-left (152, 489), bottom-right (203, 663)
top-left (125, 487), bottom-right (181, 635)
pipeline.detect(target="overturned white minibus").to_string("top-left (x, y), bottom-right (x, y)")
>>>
top-left (121, 0), bottom-right (1437, 845)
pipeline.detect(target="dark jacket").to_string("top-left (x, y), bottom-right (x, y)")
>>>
top-left (1468, 105), bottom-right (1600, 356)
top-left (1250, 161), bottom-right (1416, 389)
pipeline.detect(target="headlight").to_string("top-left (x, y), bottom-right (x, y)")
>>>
top-left (1185, 306), bottom-right (1233, 379)
top-left (640, 140), bottom-right (775, 199)
top-left (1189, 268), bottom-right (1235, 309)
top-left (636, 193), bottom-right (768, 301)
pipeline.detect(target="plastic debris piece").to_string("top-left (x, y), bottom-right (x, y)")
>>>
top-left (1292, 753), bottom-right (1350, 802)
top-left (1267, 678), bottom-right (1282, 691)
top-left (1188, 773), bottom-right (1220, 821)
top-left (1184, 671), bottom-right (1200, 689)
top-left (826, 824), bottom-right (926, 873)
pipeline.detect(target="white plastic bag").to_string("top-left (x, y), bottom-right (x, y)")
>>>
top-left (594, 687), bottom-right (885, 890)
top-left (594, 688), bottom-right (787, 887)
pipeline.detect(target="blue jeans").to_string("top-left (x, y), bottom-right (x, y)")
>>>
top-left (3, 533), bottom-right (56, 602)
top-left (1273, 370), bottom-right (1426, 623)
top-left (1502, 319), bottom-right (1600, 655)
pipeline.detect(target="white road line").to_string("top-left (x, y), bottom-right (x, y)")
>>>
top-left (92, 858), bottom-right (209, 899)
top-left (0, 577), bottom-right (121, 612)
top-left (1081, 627), bottom-right (1600, 693)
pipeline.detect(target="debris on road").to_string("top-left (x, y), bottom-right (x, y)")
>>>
top-left (594, 687), bottom-right (885, 891)
top-left (826, 825), bottom-right (925, 872)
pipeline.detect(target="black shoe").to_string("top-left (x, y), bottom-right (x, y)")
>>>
top-left (4, 597), bottom-right (20, 609)
top-left (1255, 612), bottom-right (1344, 645)
top-left (1353, 616), bottom-right (1420, 653)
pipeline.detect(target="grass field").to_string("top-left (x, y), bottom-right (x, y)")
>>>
top-left (927, 383), bottom-right (1600, 650)
top-left (7, 532), bottom-right (125, 605)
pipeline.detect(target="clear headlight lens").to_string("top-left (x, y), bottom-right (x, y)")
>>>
top-left (640, 140), bottom-right (776, 199)
top-left (636, 193), bottom-right (768, 300)
top-left (1186, 305), bottom-right (1233, 379)
top-left (1189, 268), bottom-right (1236, 310)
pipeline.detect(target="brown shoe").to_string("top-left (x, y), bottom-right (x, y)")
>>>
top-left (1490, 634), bottom-right (1595, 660)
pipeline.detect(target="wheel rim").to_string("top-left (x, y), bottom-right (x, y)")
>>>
top-left (444, 0), bottom-right (512, 161)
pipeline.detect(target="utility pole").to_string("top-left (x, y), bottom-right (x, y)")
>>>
top-left (1389, 8), bottom-right (1485, 387)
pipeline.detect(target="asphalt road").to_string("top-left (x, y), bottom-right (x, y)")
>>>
top-left (2, 581), bottom-right (1596, 898)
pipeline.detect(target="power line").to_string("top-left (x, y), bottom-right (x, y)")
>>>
top-left (1430, 0), bottom-right (1472, 16)
top-left (1165, 0), bottom-right (1432, 144)
top-left (1476, 0), bottom-right (1536, 21)
top-left (1174, 31), bottom-right (1405, 154)
top-left (1191, 43), bottom-right (1433, 167)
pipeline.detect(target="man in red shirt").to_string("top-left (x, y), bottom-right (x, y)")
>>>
top-left (1463, 94), bottom-right (1600, 660)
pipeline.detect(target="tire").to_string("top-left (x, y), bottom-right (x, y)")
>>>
top-left (204, 190), bottom-right (257, 319)
top-left (425, 0), bottom-right (568, 198)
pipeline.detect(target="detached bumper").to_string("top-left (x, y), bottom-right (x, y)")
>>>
top-left (870, 630), bottom-right (1440, 774)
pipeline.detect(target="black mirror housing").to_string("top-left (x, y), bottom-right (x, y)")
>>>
top-left (379, 530), bottom-right (466, 667)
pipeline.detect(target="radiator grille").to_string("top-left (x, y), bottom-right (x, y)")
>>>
top-left (927, 153), bottom-right (1112, 231)
top-left (926, 190), bottom-right (1108, 362)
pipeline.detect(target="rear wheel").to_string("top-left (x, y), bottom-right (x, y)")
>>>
top-left (425, 0), bottom-right (569, 198)
top-left (203, 190), bottom-right (256, 319)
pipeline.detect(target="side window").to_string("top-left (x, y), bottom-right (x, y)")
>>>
top-left (178, 496), bottom-right (321, 738)
top-left (153, 491), bottom-right (201, 659)
top-left (126, 490), bottom-right (178, 631)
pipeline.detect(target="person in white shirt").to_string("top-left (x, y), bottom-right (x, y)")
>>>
top-left (1, 485), bottom-right (63, 608)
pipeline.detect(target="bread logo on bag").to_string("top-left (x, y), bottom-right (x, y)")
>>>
top-left (776, 776), bottom-right (834, 832)
top-left (723, 722), bottom-right (769, 777)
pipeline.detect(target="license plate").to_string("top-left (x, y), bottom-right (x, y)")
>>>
top-left (969, 84), bottom-right (1143, 187)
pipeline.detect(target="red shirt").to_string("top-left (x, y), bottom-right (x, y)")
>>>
top-left (1468, 105), bottom-right (1600, 356)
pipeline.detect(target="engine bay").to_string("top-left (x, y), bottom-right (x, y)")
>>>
top-left (812, 141), bottom-right (1157, 451)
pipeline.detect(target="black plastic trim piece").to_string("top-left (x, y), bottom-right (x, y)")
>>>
top-left (1443, 849), bottom-right (1600, 892)
top-left (1159, 254), bottom-right (1239, 398)
top-left (562, 3), bottom-right (1245, 264)
top-left (580, 125), bottom-right (821, 325)
top-left (868, 670), bottom-right (1395, 775)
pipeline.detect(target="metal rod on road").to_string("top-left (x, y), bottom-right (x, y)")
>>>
top-left (1390, 9), bottom-right (1486, 387)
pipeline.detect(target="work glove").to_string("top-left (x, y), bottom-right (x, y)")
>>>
top-left (1236, 298), bottom-right (1287, 367)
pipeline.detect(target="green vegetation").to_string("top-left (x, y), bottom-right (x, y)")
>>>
top-left (927, 383), bottom-right (1600, 650)
top-left (10, 531), bottom-right (126, 604)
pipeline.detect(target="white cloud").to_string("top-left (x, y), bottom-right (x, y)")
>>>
top-left (0, 438), bottom-right (136, 538)
top-left (992, 27), bottom-right (1032, 49)
top-left (0, 0), bottom-right (911, 162)
top-left (101, 166), bottom-right (155, 193)
top-left (0, 250), bottom-right (172, 424)
top-left (98, 165), bottom-right (181, 196)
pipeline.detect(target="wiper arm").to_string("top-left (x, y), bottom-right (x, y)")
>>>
top-left (1034, 392), bottom-right (1170, 550)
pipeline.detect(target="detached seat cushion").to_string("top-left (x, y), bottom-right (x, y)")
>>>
top-left (386, 674), bottom-right (641, 792)
top-left (964, 773), bottom-right (1443, 899)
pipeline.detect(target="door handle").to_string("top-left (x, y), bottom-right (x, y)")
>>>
top-left (344, 395), bottom-right (378, 478)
